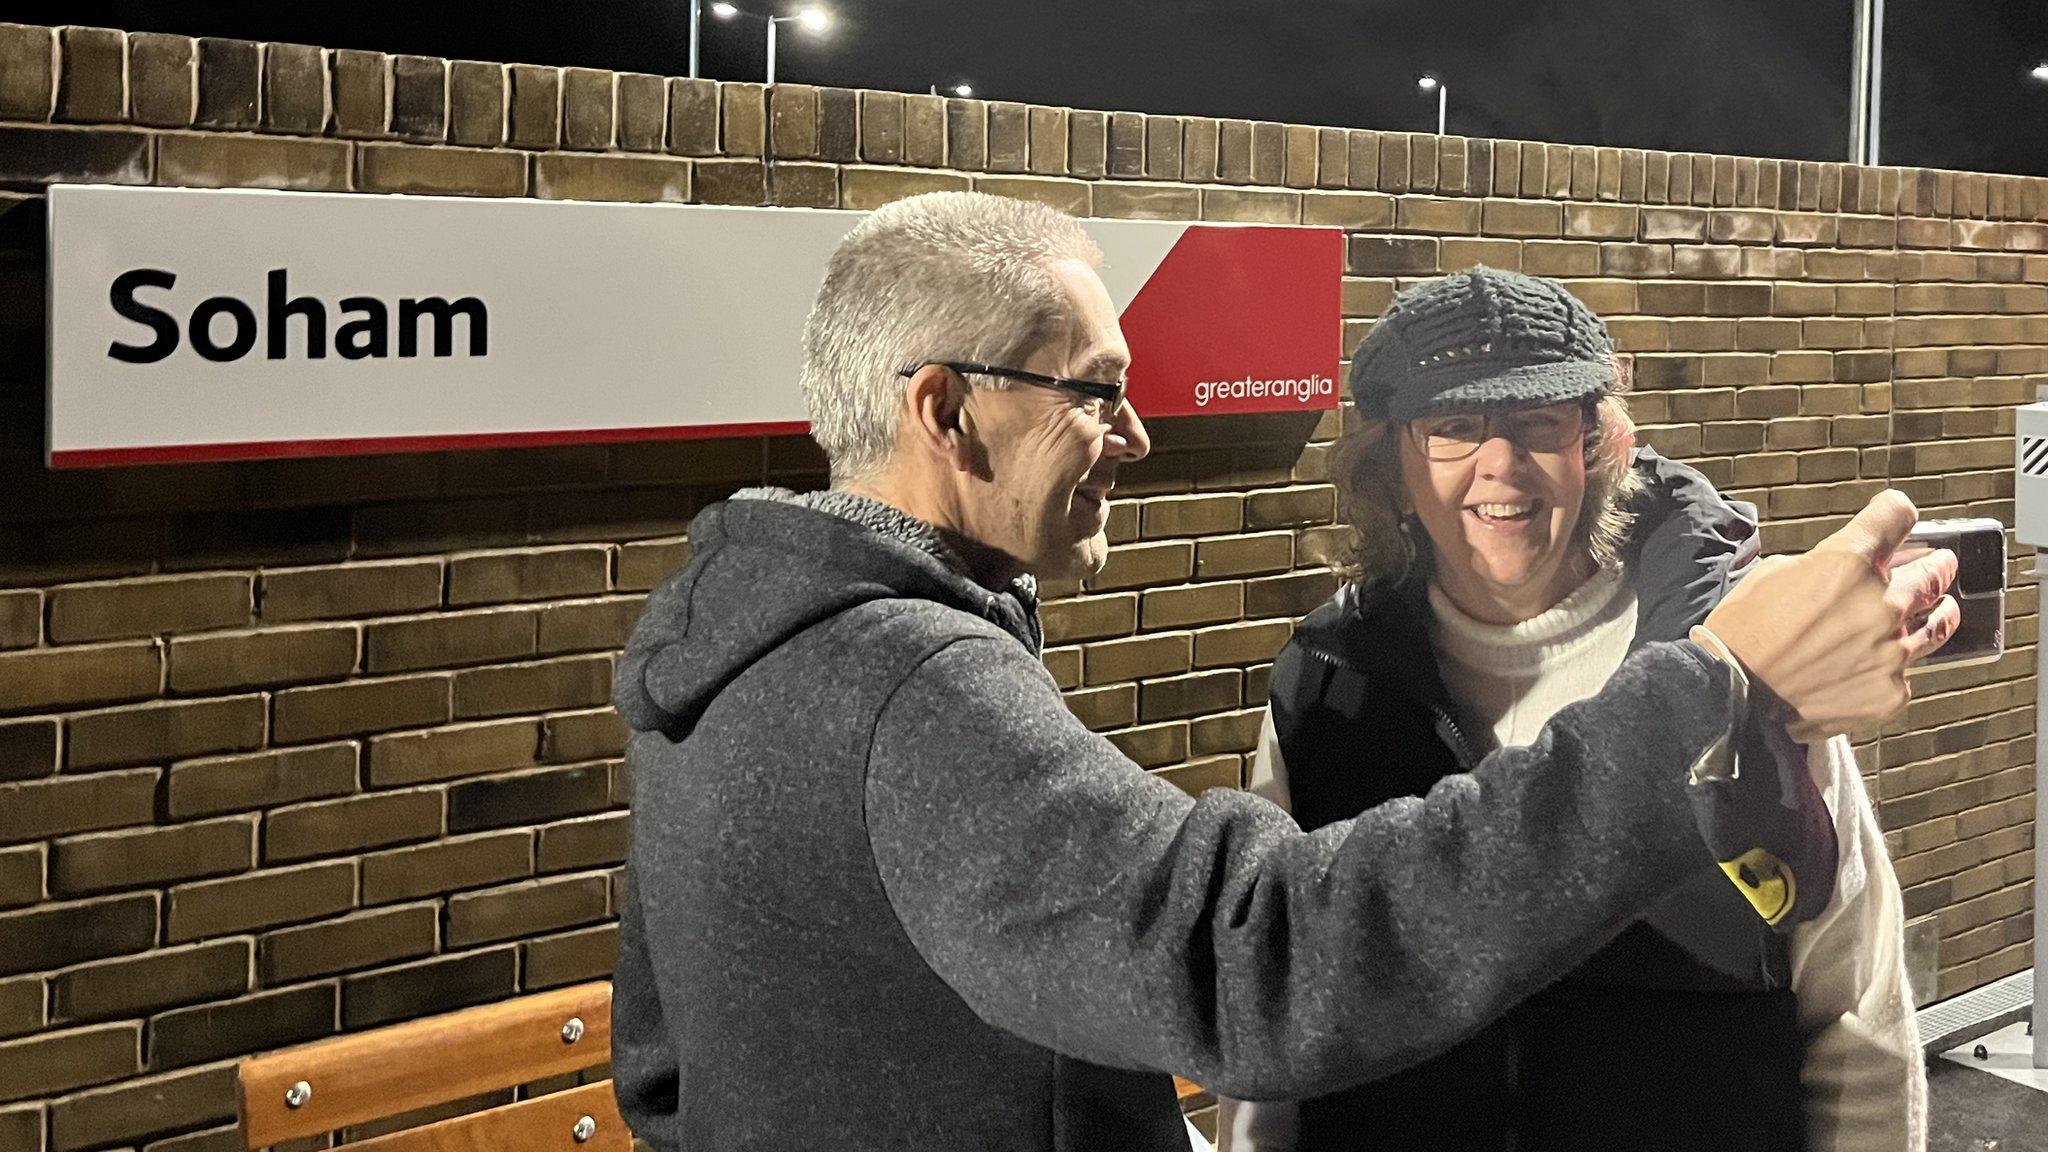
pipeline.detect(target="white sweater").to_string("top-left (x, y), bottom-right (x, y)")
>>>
top-left (1221, 568), bottom-right (1927, 1152)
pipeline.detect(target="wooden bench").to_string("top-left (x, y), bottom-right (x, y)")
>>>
top-left (237, 979), bottom-right (1207, 1150)
top-left (238, 982), bottom-right (627, 1152)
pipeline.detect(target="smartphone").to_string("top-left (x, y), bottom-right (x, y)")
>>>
top-left (1893, 518), bottom-right (2006, 671)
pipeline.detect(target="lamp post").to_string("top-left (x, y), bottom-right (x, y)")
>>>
top-left (688, 0), bottom-right (701, 78)
top-left (2033, 62), bottom-right (2048, 83)
top-left (712, 3), bottom-right (828, 86)
top-left (930, 82), bottom-right (974, 97)
top-left (1849, 0), bottom-right (1885, 164)
top-left (1417, 74), bottom-right (1446, 135)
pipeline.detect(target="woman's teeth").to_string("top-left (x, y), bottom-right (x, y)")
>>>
top-left (1471, 503), bottom-right (1536, 523)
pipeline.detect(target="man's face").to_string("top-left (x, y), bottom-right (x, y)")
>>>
top-left (1398, 401), bottom-right (1591, 622)
top-left (957, 259), bottom-right (1150, 581)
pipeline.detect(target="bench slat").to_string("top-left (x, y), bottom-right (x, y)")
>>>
top-left (344, 1082), bottom-right (631, 1152)
top-left (239, 982), bottom-right (613, 1147)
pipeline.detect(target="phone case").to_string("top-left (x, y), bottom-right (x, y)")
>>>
top-left (1897, 517), bottom-right (2006, 670)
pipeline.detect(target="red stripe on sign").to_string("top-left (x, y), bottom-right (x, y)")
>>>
top-left (1119, 225), bottom-right (1343, 419)
top-left (48, 421), bottom-right (814, 468)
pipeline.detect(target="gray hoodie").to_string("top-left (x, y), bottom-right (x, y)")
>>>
top-left (610, 488), bottom-right (1739, 1151)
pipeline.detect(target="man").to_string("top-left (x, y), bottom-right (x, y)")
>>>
top-left (610, 191), bottom-right (1956, 1151)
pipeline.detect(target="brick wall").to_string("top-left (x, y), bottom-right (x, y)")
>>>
top-left (0, 20), bottom-right (2040, 1151)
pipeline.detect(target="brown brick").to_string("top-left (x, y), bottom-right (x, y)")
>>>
top-left (1067, 682), bottom-right (1137, 728)
top-left (446, 873), bottom-right (608, 948)
top-left (1191, 709), bottom-right (1264, 756)
top-left (125, 32), bottom-right (196, 129)
top-left (342, 946), bottom-right (517, 1029)
top-left (1480, 198), bottom-right (1561, 238)
top-left (168, 624), bottom-right (357, 694)
top-left (536, 812), bottom-right (629, 873)
top-left (0, 719), bottom-right (56, 785)
top-left (1250, 121), bottom-right (1288, 185)
top-left (0, 893), bottom-right (156, 977)
top-left (273, 673), bottom-right (451, 743)
top-left (0, 845), bottom-right (37, 910)
top-left (1396, 196), bottom-right (1482, 234)
top-left (1041, 595), bottom-right (1138, 644)
top-left (358, 142), bottom-right (525, 196)
top-left (1142, 583), bottom-right (1243, 629)
top-left (52, 27), bottom-right (124, 124)
top-left (1245, 486), bottom-right (1335, 529)
top-left (540, 708), bottom-right (629, 764)
top-left (1141, 670), bottom-right (1242, 723)
top-left (1087, 542), bottom-right (1193, 593)
top-left (367, 717), bottom-right (539, 786)
top-left (841, 164), bottom-right (970, 209)
top-left (261, 903), bottom-right (438, 984)
top-left (328, 48), bottom-right (388, 137)
top-left (533, 152), bottom-right (692, 203)
top-left (1197, 534), bottom-right (1294, 579)
top-left (151, 983), bottom-right (335, 1071)
top-left (1301, 191), bottom-right (1395, 230)
top-left (1196, 187), bottom-right (1294, 224)
top-left (1212, 119), bottom-right (1252, 183)
top-left (361, 830), bottom-right (532, 904)
top-left (52, 816), bottom-right (254, 897)
top-left (191, 37), bottom-right (260, 129)
top-left (0, 1022), bottom-right (138, 1104)
top-left (1347, 236), bottom-right (1437, 274)
top-left (1145, 115), bottom-right (1184, 180)
top-left (166, 860), bottom-right (353, 943)
top-left (943, 96), bottom-right (985, 169)
top-left (46, 1062), bottom-right (236, 1152)
top-left (67, 695), bottom-right (265, 771)
top-left (52, 940), bottom-right (249, 1024)
top-left (382, 54), bottom-right (445, 142)
top-left (1283, 124), bottom-right (1317, 189)
top-left (1194, 620), bottom-right (1292, 668)
top-left (973, 175), bottom-right (1089, 216)
top-left (156, 131), bottom-right (351, 192)
top-left (664, 75), bottom-right (715, 155)
top-left (447, 763), bottom-right (612, 834)
top-left (168, 743), bottom-right (356, 821)
top-left (1565, 204), bottom-right (1637, 239)
top-left (0, 24), bottom-right (55, 120)
top-left (443, 546), bottom-right (608, 606)
top-left (1083, 634), bottom-right (1192, 685)
top-left (449, 656), bottom-right (612, 721)
top-left (1153, 756), bottom-right (1241, 797)
top-left (557, 67), bottom-right (614, 151)
top-left (1091, 182), bottom-right (1200, 220)
top-left (48, 573), bottom-right (249, 643)
top-left (1107, 721), bottom-right (1189, 768)
top-left (445, 60), bottom-right (506, 147)
top-left (523, 923), bottom-right (619, 991)
top-left (364, 609), bottom-right (535, 675)
top-left (0, 770), bottom-right (157, 845)
top-left (253, 41), bottom-right (324, 135)
top-left (265, 789), bottom-right (442, 864)
top-left (1245, 571), bottom-right (1339, 618)
top-left (0, 975), bottom-right (40, 1039)
top-left (535, 598), bottom-right (641, 657)
top-left (0, 591), bottom-right (32, 652)
top-left (0, 123), bottom-right (150, 185)
top-left (1104, 110), bottom-right (1146, 178)
top-left (259, 559), bottom-right (443, 622)
top-left (1140, 495), bottom-right (1243, 538)
top-left (1021, 105), bottom-right (1063, 174)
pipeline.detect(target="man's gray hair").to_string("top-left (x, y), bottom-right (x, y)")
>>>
top-left (800, 191), bottom-right (1102, 482)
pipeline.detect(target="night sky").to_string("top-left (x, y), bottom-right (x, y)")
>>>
top-left (30, 0), bottom-right (2048, 177)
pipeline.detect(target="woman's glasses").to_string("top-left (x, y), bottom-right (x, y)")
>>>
top-left (1409, 402), bottom-right (1591, 461)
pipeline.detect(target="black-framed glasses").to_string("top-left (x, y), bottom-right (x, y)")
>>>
top-left (900, 360), bottom-right (1127, 416)
top-left (1408, 401), bottom-right (1592, 461)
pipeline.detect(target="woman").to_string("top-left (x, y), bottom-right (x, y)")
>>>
top-left (1219, 268), bottom-right (1924, 1152)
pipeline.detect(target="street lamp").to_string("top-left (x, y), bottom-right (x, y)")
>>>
top-left (712, 4), bottom-right (829, 86)
top-left (930, 82), bottom-right (974, 97)
top-left (2032, 62), bottom-right (2048, 82)
top-left (1417, 74), bottom-right (1446, 136)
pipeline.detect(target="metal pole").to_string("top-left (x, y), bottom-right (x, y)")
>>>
top-left (1868, 0), bottom-right (1885, 165)
top-left (689, 0), bottom-right (701, 78)
top-left (766, 17), bottom-right (778, 87)
top-left (1437, 85), bottom-right (1448, 136)
top-left (2037, 607), bottom-right (2047, 1067)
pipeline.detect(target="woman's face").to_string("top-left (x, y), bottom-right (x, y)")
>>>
top-left (1398, 402), bottom-right (1593, 624)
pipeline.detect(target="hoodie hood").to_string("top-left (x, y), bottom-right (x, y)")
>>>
top-left (612, 488), bottom-right (1042, 738)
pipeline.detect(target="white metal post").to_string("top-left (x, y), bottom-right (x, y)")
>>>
top-left (689, 0), bottom-right (701, 78)
top-left (765, 17), bottom-right (778, 87)
top-left (1850, 0), bottom-right (1886, 164)
top-left (1437, 85), bottom-right (1447, 136)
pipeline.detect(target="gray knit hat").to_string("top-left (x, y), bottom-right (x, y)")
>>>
top-left (1349, 267), bottom-right (1617, 422)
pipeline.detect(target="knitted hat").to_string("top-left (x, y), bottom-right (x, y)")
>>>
top-left (1349, 267), bottom-right (1617, 422)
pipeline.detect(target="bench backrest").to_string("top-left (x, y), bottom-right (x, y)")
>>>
top-left (237, 981), bottom-right (627, 1152)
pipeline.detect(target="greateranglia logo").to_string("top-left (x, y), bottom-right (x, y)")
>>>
top-left (106, 268), bottom-right (489, 364)
top-left (1193, 373), bottom-right (1336, 408)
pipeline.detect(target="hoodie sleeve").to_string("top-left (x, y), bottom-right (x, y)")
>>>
top-left (610, 869), bottom-right (684, 1149)
top-left (864, 634), bottom-right (1741, 1101)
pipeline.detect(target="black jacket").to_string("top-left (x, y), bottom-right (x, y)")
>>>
top-left (610, 488), bottom-right (1747, 1151)
top-left (1269, 450), bottom-right (1806, 1152)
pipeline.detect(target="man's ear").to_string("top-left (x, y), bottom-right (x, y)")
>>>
top-left (902, 364), bottom-right (974, 471)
